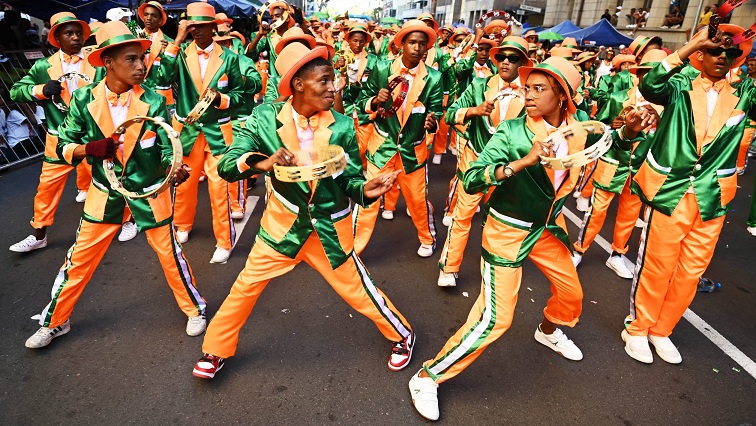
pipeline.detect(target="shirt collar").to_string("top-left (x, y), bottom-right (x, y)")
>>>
top-left (105, 84), bottom-right (133, 107)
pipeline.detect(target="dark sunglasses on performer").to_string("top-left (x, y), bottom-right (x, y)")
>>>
top-left (494, 53), bottom-right (522, 63)
top-left (706, 47), bottom-right (742, 58)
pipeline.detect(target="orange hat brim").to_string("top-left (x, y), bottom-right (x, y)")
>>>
top-left (393, 25), bottom-right (437, 49)
top-left (138, 2), bottom-right (168, 27)
top-left (278, 46), bottom-right (330, 97)
top-left (49, 19), bottom-right (91, 48)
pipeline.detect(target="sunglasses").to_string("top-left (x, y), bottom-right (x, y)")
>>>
top-left (494, 53), bottom-right (522, 63)
top-left (706, 47), bottom-right (743, 59)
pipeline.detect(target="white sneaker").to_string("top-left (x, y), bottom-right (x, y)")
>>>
top-left (573, 190), bottom-right (581, 198)
top-left (635, 218), bottom-right (646, 228)
top-left (442, 215), bottom-right (452, 227)
top-left (417, 244), bottom-right (434, 258)
top-left (437, 271), bottom-right (457, 287)
top-left (621, 329), bottom-right (653, 363)
top-left (408, 369), bottom-right (440, 421)
top-left (449, 146), bottom-right (457, 156)
top-left (406, 207), bottom-right (411, 217)
top-left (186, 312), bottom-right (207, 336)
top-left (176, 230), bottom-right (190, 244)
top-left (572, 251), bottom-right (583, 268)
top-left (381, 210), bottom-right (394, 220)
top-left (25, 320), bottom-right (71, 348)
top-left (231, 211), bottom-right (244, 220)
top-left (606, 255), bottom-right (634, 279)
top-left (210, 247), bottom-right (232, 264)
top-left (75, 191), bottom-right (88, 203)
top-left (737, 167), bottom-right (745, 176)
top-left (647, 334), bottom-right (682, 364)
top-left (118, 222), bottom-right (138, 242)
top-left (10, 235), bottom-right (47, 253)
top-left (748, 226), bottom-right (756, 237)
top-left (431, 154), bottom-right (442, 165)
top-left (576, 196), bottom-right (591, 212)
top-left (534, 326), bottom-right (583, 361)
top-left (660, 25), bottom-right (669, 28)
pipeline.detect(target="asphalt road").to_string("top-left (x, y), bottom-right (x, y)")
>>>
top-left (1, 155), bottom-right (755, 425)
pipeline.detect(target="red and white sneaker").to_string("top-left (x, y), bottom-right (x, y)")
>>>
top-left (388, 331), bottom-right (415, 371)
top-left (193, 354), bottom-right (225, 379)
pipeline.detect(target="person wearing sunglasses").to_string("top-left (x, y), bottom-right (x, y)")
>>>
top-left (623, 25), bottom-right (755, 365)
top-left (437, 36), bottom-right (531, 287)
top-left (409, 56), bottom-right (654, 421)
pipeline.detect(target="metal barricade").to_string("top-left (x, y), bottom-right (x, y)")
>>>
top-left (0, 48), bottom-right (57, 171)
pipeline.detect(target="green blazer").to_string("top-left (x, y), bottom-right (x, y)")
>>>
top-left (463, 111), bottom-right (629, 267)
top-left (10, 50), bottom-right (104, 164)
top-left (454, 53), bottom-right (497, 99)
top-left (342, 51), bottom-right (379, 125)
top-left (235, 53), bottom-right (263, 122)
top-left (142, 30), bottom-right (174, 98)
top-left (632, 52), bottom-right (756, 221)
top-left (590, 69), bottom-right (634, 111)
top-left (367, 36), bottom-right (390, 59)
top-left (217, 101), bottom-right (373, 269)
top-left (157, 41), bottom-right (244, 156)
top-left (247, 31), bottom-right (284, 78)
top-left (55, 81), bottom-right (176, 231)
top-left (357, 58), bottom-right (444, 173)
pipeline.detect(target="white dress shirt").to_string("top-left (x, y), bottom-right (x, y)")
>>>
top-left (198, 43), bottom-right (214, 79)
top-left (60, 51), bottom-right (85, 93)
top-left (544, 120), bottom-right (568, 190)
top-left (292, 106), bottom-right (314, 164)
top-left (401, 64), bottom-right (418, 114)
top-left (498, 77), bottom-right (520, 122)
top-left (105, 85), bottom-right (132, 163)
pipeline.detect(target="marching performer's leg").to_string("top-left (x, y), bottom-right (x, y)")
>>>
top-left (611, 179), bottom-right (643, 254)
top-left (75, 158), bottom-right (92, 194)
top-left (173, 137), bottom-right (206, 240)
top-left (353, 159), bottom-right (396, 254)
top-left (203, 147), bottom-right (234, 255)
top-left (397, 162), bottom-right (436, 254)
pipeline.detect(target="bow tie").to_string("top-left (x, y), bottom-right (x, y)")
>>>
top-left (197, 48), bottom-right (211, 59)
top-left (501, 81), bottom-right (518, 90)
top-left (475, 65), bottom-right (489, 72)
top-left (701, 77), bottom-right (726, 93)
top-left (400, 67), bottom-right (417, 77)
top-left (297, 114), bottom-right (318, 131)
top-left (107, 91), bottom-right (130, 107)
top-left (63, 53), bottom-right (81, 64)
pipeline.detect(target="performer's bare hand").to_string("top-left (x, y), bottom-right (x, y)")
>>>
top-left (625, 107), bottom-right (655, 134)
top-left (260, 23), bottom-right (271, 36)
top-left (159, 39), bottom-right (169, 53)
top-left (371, 88), bottom-right (391, 109)
top-left (473, 99), bottom-right (496, 117)
top-left (172, 164), bottom-right (191, 187)
top-left (253, 147), bottom-right (297, 172)
top-left (611, 118), bottom-right (624, 129)
top-left (363, 170), bottom-right (401, 199)
top-left (424, 113), bottom-right (438, 132)
top-left (334, 56), bottom-right (346, 70)
top-left (175, 20), bottom-right (194, 44)
top-left (525, 139), bottom-right (552, 166)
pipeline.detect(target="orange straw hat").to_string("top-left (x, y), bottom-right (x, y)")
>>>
top-left (561, 37), bottom-right (581, 53)
top-left (453, 27), bottom-right (470, 37)
top-left (275, 26), bottom-right (317, 54)
top-left (185, 2), bottom-right (224, 25)
top-left (88, 21), bottom-right (152, 67)
top-left (315, 37), bottom-right (335, 60)
top-left (612, 54), bottom-right (637, 69)
top-left (49, 12), bottom-right (91, 48)
top-left (393, 19), bottom-right (438, 49)
top-left (478, 38), bottom-right (498, 48)
top-left (576, 51), bottom-right (596, 65)
top-left (549, 47), bottom-right (576, 62)
top-left (214, 22), bottom-right (234, 42)
top-left (230, 31), bottom-right (246, 46)
top-left (88, 21), bottom-right (103, 35)
top-left (439, 24), bottom-right (454, 37)
top-left (215, 13), bottom-right (233, 24)
top-left (276, 44), bottom-right (330, 96)
top-left (628, 35), bottom-right (662, 58)
top-left (689, 24), bottom-right (753, 70)
top-left (138, 1), bottom-right (168, 27)
top-left (518, 56), bottom-right (582, 114)
top-left (524, 29), bottom-right (538, 38)
top-left (491, 36), bottom-right (533, 67)
top-left (630, 49), bottom-right (668, 74)
top-left (416, 12), bottom-right (439, 32)
top-left (348, 23), bottom-right (372, 44)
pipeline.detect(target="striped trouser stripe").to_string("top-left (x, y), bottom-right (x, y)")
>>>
top-left (427, 260), bottom-right (497, 377)
top-left (629, 207), bottom-right (653, 320)
top-left (351, 251), bottom-right (411, 338)
top-left (227, 194), bottom-right (237, 245)
top-left (444, 175), bottom-right (459, 214)
top-left (575, 187), bottom-right (598, 248)
top-left (423, 165), bottom-right (437, 243)
top-left (40, 220), bottom-right (84, 326)
top-left (170, 223), bottom-right (206, 313)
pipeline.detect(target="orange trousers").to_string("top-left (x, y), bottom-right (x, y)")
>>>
top-left (574, 179), bottom-right (642, 255)
top-left (438, 146), bottom-right (487, 273)
top-left (30, 160), bottom-right (92, 229)
top-left (382, 180), bottom-right (401, 212)
top-left (38, 219), bottom-right (205, 328)
top-left (174, 133), bottom-right (234, 250)
top-left (202, 234), bottom-right (412, 358)
top-left (352, 154), bottom-right (436, 254)
top-left (627, 192), bottom-right (725, 337)
top-left (229, 179), bottom-right (248, 215)
top-left (737, 125), bottom-right (755, 170)
top-left (442, 137), bottom-right (469, 217)
top-left (423, 230), bottom-right (583, 383)
top-left (433, 115), bottom-right (455, 155)
top-left (353, 117), bottom-right (373, 171)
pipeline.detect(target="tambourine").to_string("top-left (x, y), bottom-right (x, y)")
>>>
top-left (539, 121), bottom-right (612, 170)
top-left (476, 10), bottom-right (513, 40)
top-left (104, 116), bottom-right (183, 199)
top-left (376, 75), bottom-right (409, 118)
top-left (184, 87), bottom-right (217, 125)
top-left (258, 1), bottom-right (290, 31)
top-left (484, 91), bottom-right (523, 134)
top-left (273, 145), bottom-right (347, 182)
top-left (52, 72), bottom-right (92, 112)
top-left (708, 0), bottom-right (752, 46)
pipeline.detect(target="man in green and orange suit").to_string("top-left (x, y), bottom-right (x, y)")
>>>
top-left (138, 1), bottom-right (174, 108)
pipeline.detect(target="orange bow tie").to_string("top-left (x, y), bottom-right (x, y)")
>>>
top-left (400, 67), bottom-right (417, 77)
top-left (501, 81), bottom-right (518, 90)
top-left (63, 53), bottom-right (81, 64)
top-left (107, 91), bottom-right (130, 107)
top-left (197, 49), bottom-right (211, 59)
top-left (701, 77), bottom-right (726, 93)
top-left (297, 113), bottom-right (319, 131)
top-left (475, 65), bottom-right (489, 72)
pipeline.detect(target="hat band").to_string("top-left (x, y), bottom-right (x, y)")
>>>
top-left (631, 37), bottom-right (649, 56)
top-left (98, 33), bottom-right (141, 50)
top-left (535, 62), bottom-right (575, 97)
top-left (499, 40), bottom-right (528, 56)
top-left (52, 16), bottom-right (81, 28)
top-left (186, 15), bottom-right (216, 22)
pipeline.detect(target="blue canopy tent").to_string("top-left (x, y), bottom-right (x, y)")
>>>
top-left (561, 19), bottom-right (634, 48)
top-left (522, 22), bottom-right (544, 33)
top-left (541, 19), bottom-right (579, 35)
top-left (7, 0), bottom-right (127, 22)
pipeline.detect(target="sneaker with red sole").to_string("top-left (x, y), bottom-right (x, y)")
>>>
top-left (388, 331), bottom-right (415, 371)
top-left (193, 354), bottom-right (225, 379)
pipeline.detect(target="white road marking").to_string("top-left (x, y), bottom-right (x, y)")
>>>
top-left (232, 195), bottom-right (260, 248)
top-left (564, 206), bottom-right (756, 380)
